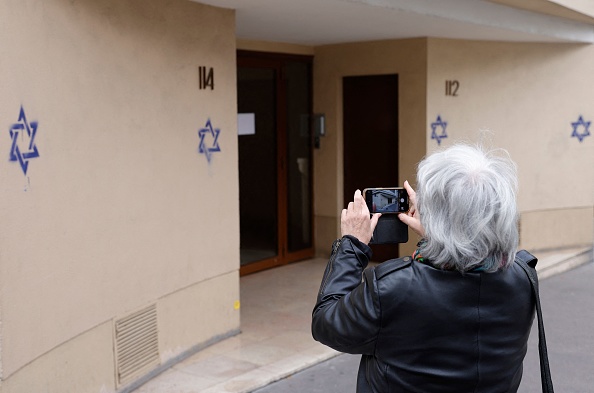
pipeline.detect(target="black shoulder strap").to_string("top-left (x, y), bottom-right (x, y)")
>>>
top-left (515, 250), bottom-right (555, 393)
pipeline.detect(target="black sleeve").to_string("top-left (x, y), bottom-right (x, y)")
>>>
top-left (311, 235), bottom-right (381, 355)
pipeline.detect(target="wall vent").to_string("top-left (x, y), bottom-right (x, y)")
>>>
top-left (114, 304), bottom-right (160, 387)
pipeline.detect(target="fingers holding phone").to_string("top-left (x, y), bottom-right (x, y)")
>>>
top-left (341, 190), bottom-right (380, 244)
top-left (398, 180), bottom-right (425, 238)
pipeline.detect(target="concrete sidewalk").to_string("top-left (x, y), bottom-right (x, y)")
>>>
top-left (133, 246), bottom-right (593, 393)
top-left (134, 257), bottom-right (339, 393)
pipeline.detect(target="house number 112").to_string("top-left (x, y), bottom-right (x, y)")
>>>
top-left (445, 80), bottom-right (459, 96)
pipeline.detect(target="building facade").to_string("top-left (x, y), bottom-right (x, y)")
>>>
top-left (0, 0), bottom-right (592, 392)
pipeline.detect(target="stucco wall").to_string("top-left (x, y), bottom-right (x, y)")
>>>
top-left (0, 0), bottom-right (239, 391)
top-left (426, 38), bottom-right (594, 251)
top-left (313, 37), bottom-right (593, 258)
top-left (313, 39), bottom-right (428, 258)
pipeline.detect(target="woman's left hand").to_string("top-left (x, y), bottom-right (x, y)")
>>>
top-left (341, 189), bottom-right (381, 244)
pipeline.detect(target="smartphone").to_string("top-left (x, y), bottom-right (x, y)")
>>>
top-left (363, 187), bottom-right (410, 244)
top-left (363, 187), bottom-right (409, 215)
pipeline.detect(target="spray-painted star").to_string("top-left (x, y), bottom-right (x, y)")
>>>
top-left (198, 119), bottom-right (221, 163)
top-left (571, 116), bottom-right (591, 143)
top-left (431, 115), bottom-right (448, 145)
top-left (9, 106), bottom-right (40, 175)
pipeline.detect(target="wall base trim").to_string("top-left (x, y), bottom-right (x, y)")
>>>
top-left (117, 328), bottom-right (241, 393)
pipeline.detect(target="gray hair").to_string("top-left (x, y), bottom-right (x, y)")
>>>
top-left (416, 144), bottom-right (518, 273)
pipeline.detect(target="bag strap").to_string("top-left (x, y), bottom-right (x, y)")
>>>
top-left (515, 250), bottom-right (555, 393)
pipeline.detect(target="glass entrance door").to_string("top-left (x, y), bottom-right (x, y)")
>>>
top-left (238, 52), bottom-right (313, 275)
top-left (238, 65), bottom-right (278, 266)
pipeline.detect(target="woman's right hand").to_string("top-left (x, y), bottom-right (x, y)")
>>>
top-left (398, 180), bottom-right (425, 238)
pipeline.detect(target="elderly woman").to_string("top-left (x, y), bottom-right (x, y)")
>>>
top-left (312, 144), bottom-right (534, 392)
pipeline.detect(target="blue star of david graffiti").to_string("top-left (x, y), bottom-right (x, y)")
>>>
top-left (431, 115), bottom-right (448, 145)
top-left (9, 106), bottom-right (40, 175)
top-left (571, 115), bottom-right (591, 143)
top-left (198, 119), bottom-right (221, 163)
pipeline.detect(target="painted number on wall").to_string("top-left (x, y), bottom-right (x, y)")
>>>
top-left (199, 66), bottom-right (214, 90)
top-left (445, 80), bottom-right (459, 97)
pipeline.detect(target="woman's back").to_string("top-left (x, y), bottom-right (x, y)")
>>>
top-left (366, 259), bottom-right (534, 392)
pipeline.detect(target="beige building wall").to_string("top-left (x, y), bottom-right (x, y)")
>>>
top-left (313, 39), bottom-right (429, 258)
top-left (0, 0), bottom-right (239, 392)
top-left (246, 36), bottom-right (593, 259)
top-left (426, 38), bottom-right (594, 252)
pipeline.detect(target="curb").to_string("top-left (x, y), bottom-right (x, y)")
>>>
top-left (536, 247), bottom-right (593, 280)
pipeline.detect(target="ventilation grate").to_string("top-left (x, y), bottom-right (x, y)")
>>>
top-left (114, 304), bottom-right (160, 386)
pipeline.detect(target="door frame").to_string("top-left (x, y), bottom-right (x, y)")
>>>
top-left (238, 51), bottom-right (315, 275)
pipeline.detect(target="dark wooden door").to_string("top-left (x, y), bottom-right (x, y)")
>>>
top-left (343, 74), bottom-right (399, 261)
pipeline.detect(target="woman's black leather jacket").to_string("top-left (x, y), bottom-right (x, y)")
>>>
top-left (312, 235), bottom-right (535, 393)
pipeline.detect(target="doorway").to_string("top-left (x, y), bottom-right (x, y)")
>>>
top-left (237, 51), bottom-right (314, 275)
top-left (343, 74), bottom-right (400, 261)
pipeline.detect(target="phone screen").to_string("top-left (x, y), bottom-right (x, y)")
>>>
top-left (364, 187), bottom-right (409, 214)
